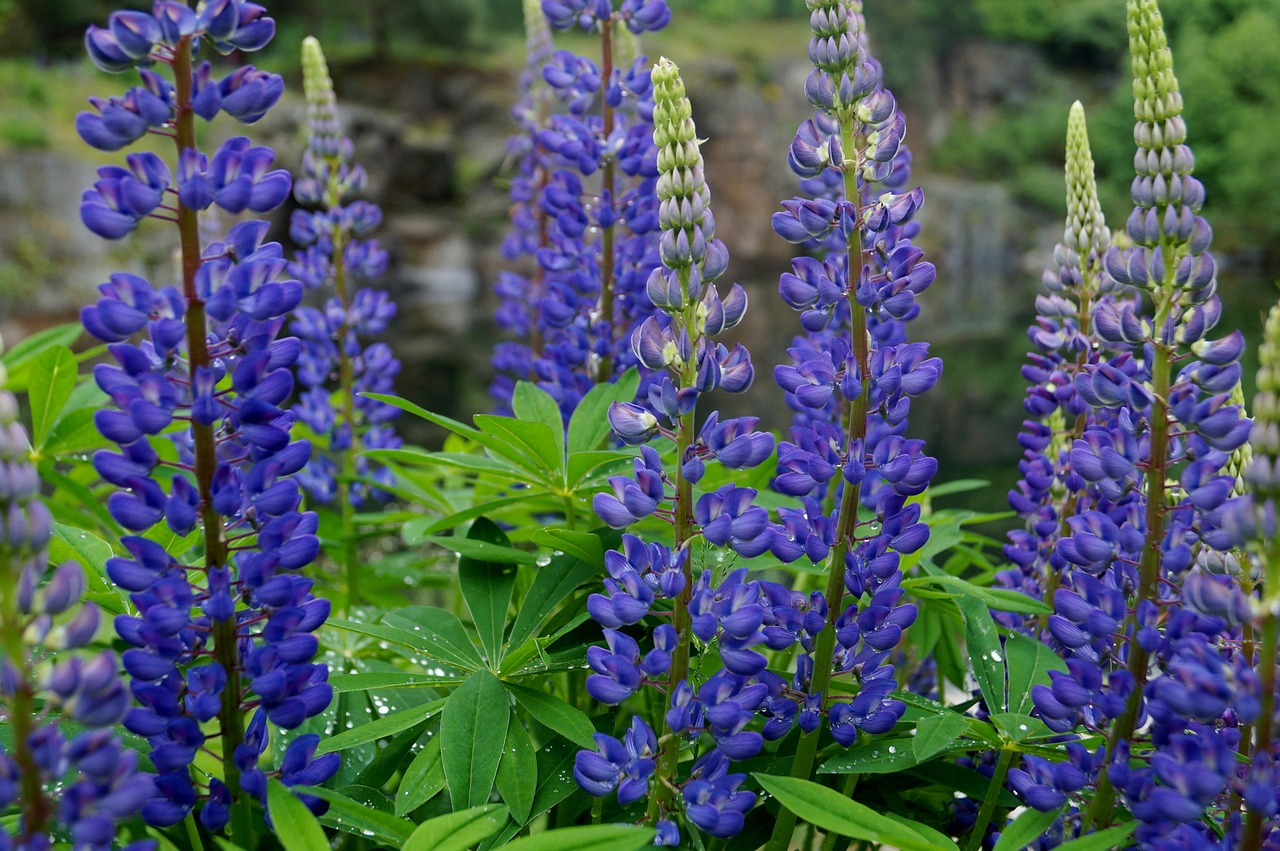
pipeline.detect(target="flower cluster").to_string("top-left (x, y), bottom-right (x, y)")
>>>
top-left (761, 6), bottom-right (936, 844)
top-left (1000, 2), bottom-right (1253, 846)
top-left (573, 56), bottom-right (772, 844)
top-left (493, 0), bottom-right (671, 418)
top-left (0, 341), bottom-right (155, 850)
top-left (77, 1), bottom-right (336, 835)
top-left (491, 0), bottom-right (557, 410)
top-left (289, 36), bottom-right (400, 510)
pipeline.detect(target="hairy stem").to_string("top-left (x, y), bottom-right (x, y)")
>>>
top-left (966, 748), bottom-right (1015, 851)
top-left (1244, 545), bottom-right (1280, 851)
top-left (649, 263), bottom-right (698, 823)
top-left (593, 19), bottom-right (617, 384)
top-left (766, 118), bottom-right (870, 851)
top-left (1086, 282), bottom-right (1174, 830)
top-left (173, 38), bottom-right (251, 844)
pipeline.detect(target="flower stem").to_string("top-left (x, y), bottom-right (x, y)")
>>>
top-left (1085, 286), bottom-right (1174, 830)
top-left (0, 554), bottom-right (48, 840)
top-left (966, 748), bottom-right (1014, 851)
top-left (765, 117), bottom-right (870, 851)
top-left (173, 37), bottom-right (251, 845)
top-left (593, 18), bottom-right (616, 384)
top-left (649, 264), bottom-right (699, 823)
top-left (331, 228), bottom-right (361, 614)
top-left (1244, 543), bottom-right (1280, 851)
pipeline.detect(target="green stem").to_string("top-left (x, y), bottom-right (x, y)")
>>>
top-left (594, 19), bottom-right (617, 384)
top-left (173, 38), bottom-right (251, 845)
top-left (1085, 281), bottom-right (1174, 830)
top-left (0, 549), bottom-right (48, 840)
top-left (563, 493), bottom-right (578, 531)
top-left (765, 117), bottom-right (869, 851)
top-left (966, 748), bottom-right (1015, 851)
top-left (1244, 544), bottom-right (1280, 851)
top-left (648, 265), bottom-right (698, 824)
top-left (331, 229), bottom-right (361, 614)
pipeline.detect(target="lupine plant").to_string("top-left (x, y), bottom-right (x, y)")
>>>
top-left (3, 0), bottom-right (1280, 849)
top-left (493, 0), bottom-right (671, 418)
top-left (77, 0), bottom-right (336, 843)
top-left (289, 35), bottom-right (401, 610)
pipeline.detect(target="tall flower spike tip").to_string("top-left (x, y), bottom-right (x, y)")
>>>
top-left (1065, 101), bottom-right (1110, 261)
top-left (300, 36), bottom-right (339, 160)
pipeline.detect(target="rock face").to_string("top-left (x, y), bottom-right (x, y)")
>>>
top-left (0, 48), bottom-right (1062, 476)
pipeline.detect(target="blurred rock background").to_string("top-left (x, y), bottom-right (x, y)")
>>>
top-left (1, 0), bottom-right (1277, 512)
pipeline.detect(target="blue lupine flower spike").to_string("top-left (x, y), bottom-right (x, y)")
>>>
top-left (289, 37), bottom-right (400, 611)
top-left (574, 57), bottom-right (770, 845)
top-left (765, 2), bottom-right (934, 848)
top-left (78, 2), bottom-right (337, 841)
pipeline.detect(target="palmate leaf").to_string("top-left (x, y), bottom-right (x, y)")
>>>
top-left (0, 322), bottom-right (83, 392)
top-left (441, 670), bottom-right (511, 810)
top-left (754, 774), bottom-right (960, 851)
top-left (496, 717), bottom-right (538, 823)
top-left (957, 595), bottom-right (1005, 714)
top-left (403, 804), bottom-right (508, 851)
top-left (512, 381), bottom-right (564, 440)
top-left (303, 786), bottom-right (415, 845)
top-left (567, 367), bottom-right (641, 454)
top-left (503, 826), bottom-right (656, 851)
top-left (314, 698), bottom-right (445, 756)
top-left (396, 735), bottom-right (446, 816)
top-left (991, 805), bottom-right (1066, 851)
top-left (505, 682), bottom-right (597, 749)
top-left (1004, 632), bottom-right (1068, 716)
top-left (507, 543), bottom-right (608, 650)
top-left (26, 344), bottom-right (78, 447)
top-left (455, 517), bottom-right (519, 663)
top-left (266, 779), bottom-right (328, 851)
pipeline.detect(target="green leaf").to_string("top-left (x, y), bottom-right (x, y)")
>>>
top-left (988, 712), bottom-right (1053, 744)
top-left (1052, 823), bottom-right (1137, 851)
top-left (567, 367), bottom-right (641, 453)
top-left (401, 495), bottom-right (537, 542)
top-left (958, 595), bottom-right (1006, 713)
top-left (304, 786), bottom-right (415, 845)
top-left (424, 534), bottom-right (535, 568)
top-left (49, 522), bottom-right (112, 583)
top-left (529, 736), bottom-right (579, 820)
top-left (819, 737), bottom-right (920, 774)
top-left (496, 717), bottom-right (537, 823)
top-left (26, 345), bottom-right (78, 447)
top-left (507, 548), bottom-right (601, 650)
top-left (403, 804), bottom-right (508, 851)
top-left (329, 671), bottom-right (463, 693)
top-left (42, 406), bottom-right (102, 455)
top-left (363, 393), bottom-right (543, 476)
top-left (513, 381), bottom-right (565, 442)
top-left (905, 575), bottom-right (1051, 615)
top-left (441, 670), bottom-right (511, 809)
top-left (396, 735), bottom-right (446, 816)
top-left (266, 779), bottom-right (329, 851)
top-left (754, 774), bottom-right (960, 851)
top-left (456, 517), bottom-right (519, 663)
top-left (991, 805), bottom-right (1065, 851)
top-left (566, 449), bottom-right (634, 487)
top-left (376, 448), bottom-right (529, 479)
top-left (474, 414), bottom-right (563, 478)
top-left (506, 682), bottom-right (597, 749)
top-left (0, 323), bottom-right (83, 391)
top-left (502, 825), bottom-right (656, 851)
top-left (1004, 633), bottom-right (1067, 717)
top-left (388, 605), bottom-right (490, 668)
top-left (913, 711), bottom-right (970, 762)
top-left (531, 528), bottom-right (605, 568)
top-left (316, 698), bottom-right (445, 755)
top-left (330, 617), bottom-right (483, 671)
